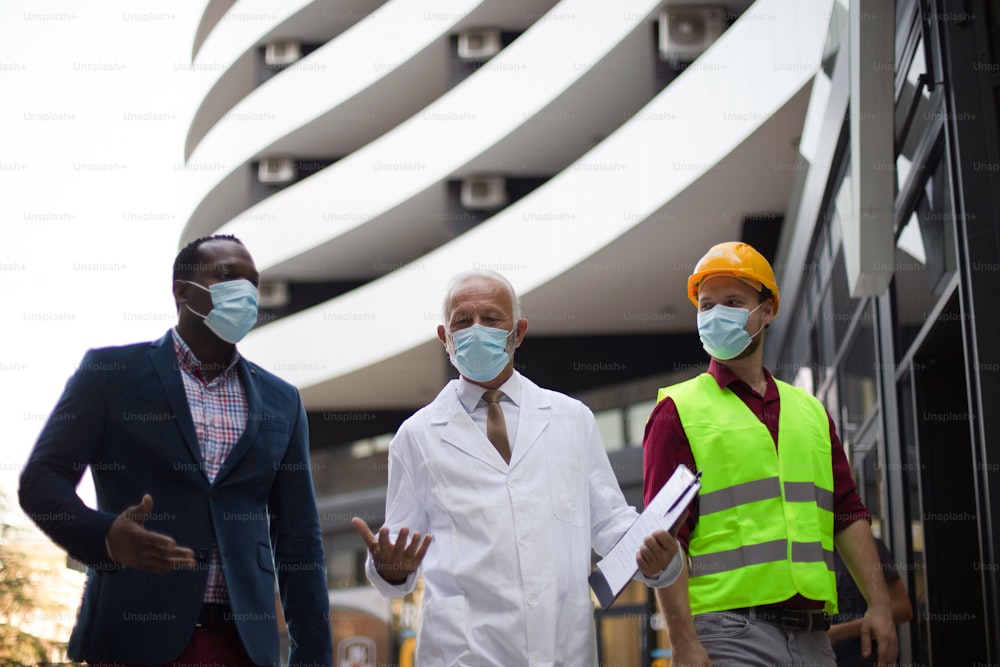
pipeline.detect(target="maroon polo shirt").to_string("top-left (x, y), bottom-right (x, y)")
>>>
top-left (642, 359), bottom-right (870, 610)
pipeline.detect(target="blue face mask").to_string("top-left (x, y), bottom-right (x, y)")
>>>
top-left (185, 279), bottom-right (259, 344)
top-left (447, 323), bottom-right (514, 382)
top-left (696, 303), bottom-right (764, 360)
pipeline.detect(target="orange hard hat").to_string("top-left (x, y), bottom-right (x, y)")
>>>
top-left (687, 242), bottom-right (779, 315)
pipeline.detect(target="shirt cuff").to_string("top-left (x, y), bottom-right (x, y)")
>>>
top-left (635, 545), bottom-right (684, 588)
top-left (365, 552), bottom-right (418, 597)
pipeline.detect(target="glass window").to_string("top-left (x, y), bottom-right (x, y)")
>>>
top-left (828, 250), bottom-right (861, 343)
top-left (895, 371), bottom-right (931, 663)
top-left (812, 318), bottom-right (831, 390)
top-left (838, 301), bottom-right (879, 442)
top-left (893, 158), bottom-right (957, 361)
top-left (310, 448), bottom-right (336, 497)
top-left (793, 365), bottom-right (815, 396)
top-left (312, 441), bottom-right (391, 498)
top-left (598, 580), bottom-right (650, 666)
top-left (817, 215), bottom-right (834, 282)
top-left (350, 434), bottom-right (391, 458)
top-left (821, 0), bottom-right (849, 78)
top-left (599, 614), bottom-right (642, 664)
top-left (917, 158), bottom-right (957, 291)
top-left (861, 445), bottom-right (885, 534)
top-left (779, 316), bottom-right (814, 387)
top-left (595, 408), bottom-right (625, 451)
top-left (626, 399), bottom-right (658, 446)
top-left (905, 39), bottom-right (931, 102)
top-left (828, 164), bottom-right (865, 343)
top-left (781, 304), bottom-right (820, 392)
top-left (326, 546), bottom-right (363, 589)
top-left (895, 0), bottom-right (919, 47)
top-left (828, 193), bottom-right (843, 251)
top-left (895, 35), bottom-right (940, 186)
top-left (824, 376), bottom-right (842, 440)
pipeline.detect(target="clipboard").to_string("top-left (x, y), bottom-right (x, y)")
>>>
top-left (588, 464), bottom-right (701, 609)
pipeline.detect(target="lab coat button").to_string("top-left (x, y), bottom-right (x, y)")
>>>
top-left (526, 595), bottom-right (538, 607)
top-left (518, 536), bottom-right (527, 546)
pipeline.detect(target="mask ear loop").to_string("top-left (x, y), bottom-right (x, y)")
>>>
top-left (182, 281), bottom-right (212, 320)
top-left (504, 327), bottom-right (517, 354)
top-left (746, 301), bottom-right (769, 339)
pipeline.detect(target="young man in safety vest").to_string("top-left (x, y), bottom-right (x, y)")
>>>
top-left (643, 242), bottom-right (898, 667)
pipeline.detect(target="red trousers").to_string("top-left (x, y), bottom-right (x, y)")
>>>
top-left (90, 623), bottom-right (257, 667)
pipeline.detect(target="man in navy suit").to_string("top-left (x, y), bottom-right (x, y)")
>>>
top-left (19, 235), bottom-right (332, 666)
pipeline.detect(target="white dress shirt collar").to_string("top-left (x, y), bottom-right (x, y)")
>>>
top-left (456, 370), bottom-right (523, 413)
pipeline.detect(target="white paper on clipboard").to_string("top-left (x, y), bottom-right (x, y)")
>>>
top-left (589, 464), bottom-right (700, 609)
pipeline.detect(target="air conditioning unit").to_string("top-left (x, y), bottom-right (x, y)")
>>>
top-left (264, 40), bottom-right (302, 67)
top-left (258, 157), bottom-right (296, 184)
top-left (658, 7), bottom-right (726, 62)
top-left (457, 29), bottom-right (502, 62)
top-left (460, 175), bottom-right (508, 210)
top-left (257, 280), bottom-right (290, 308)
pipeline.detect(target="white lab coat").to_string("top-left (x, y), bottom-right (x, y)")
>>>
top-left (367, 373), bottom-right (674, 667)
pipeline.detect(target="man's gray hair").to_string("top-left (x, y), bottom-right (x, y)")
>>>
top-left (442, 270), bottom-right (522, 324)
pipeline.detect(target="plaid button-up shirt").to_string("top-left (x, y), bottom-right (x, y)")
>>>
top-left (171, 328), bottom-right (248, 604)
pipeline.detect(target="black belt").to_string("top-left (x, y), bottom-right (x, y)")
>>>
top-left (731, 606), bottom-right (831, 631)
top-left (197, 603), bottom-right (234, 626)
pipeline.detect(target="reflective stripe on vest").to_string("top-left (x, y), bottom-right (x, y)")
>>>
top-left (698, 478), bottom-right (834, 516)
top-left (657, 373), bottom-right (838, 614)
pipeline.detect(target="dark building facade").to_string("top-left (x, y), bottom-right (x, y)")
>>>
top-left (766, 1), bottom-right (1000, 663)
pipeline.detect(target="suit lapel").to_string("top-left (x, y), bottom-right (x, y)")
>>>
top-left (438, 392), bottom-right (508, 474)
top-left (212, 357), bottom-right (262, 486)
top-left (148, 333), bottom-right (205, 481)
top-left (508, 381), bottom-right (550, 469)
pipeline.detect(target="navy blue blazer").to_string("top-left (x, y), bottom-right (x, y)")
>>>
top-left (19, 331), bottom-right (332, 666)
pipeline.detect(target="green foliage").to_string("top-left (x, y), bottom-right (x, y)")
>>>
top-left (0, 494), bottom-right (76, 666)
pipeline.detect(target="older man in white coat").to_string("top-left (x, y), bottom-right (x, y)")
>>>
top-left (352, 270), bottom-right (683, 667)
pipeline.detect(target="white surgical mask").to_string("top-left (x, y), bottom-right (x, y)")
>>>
top-left (185, 279), bottom-right (259, 344)
top-left (696, 303), bottom-right (764, 360)
top-left (447, 324), bottom-right (514, 382)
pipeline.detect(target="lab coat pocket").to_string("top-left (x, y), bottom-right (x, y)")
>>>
top-left (546, 454), bottom-right (585, 526)
top-left (555, 594), bottom-right (599, 665)
top-left (417, 595), bottom-right (473, 666)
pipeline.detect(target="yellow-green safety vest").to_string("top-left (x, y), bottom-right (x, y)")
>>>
top-left (657, 373), bottom-right (838, 615)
